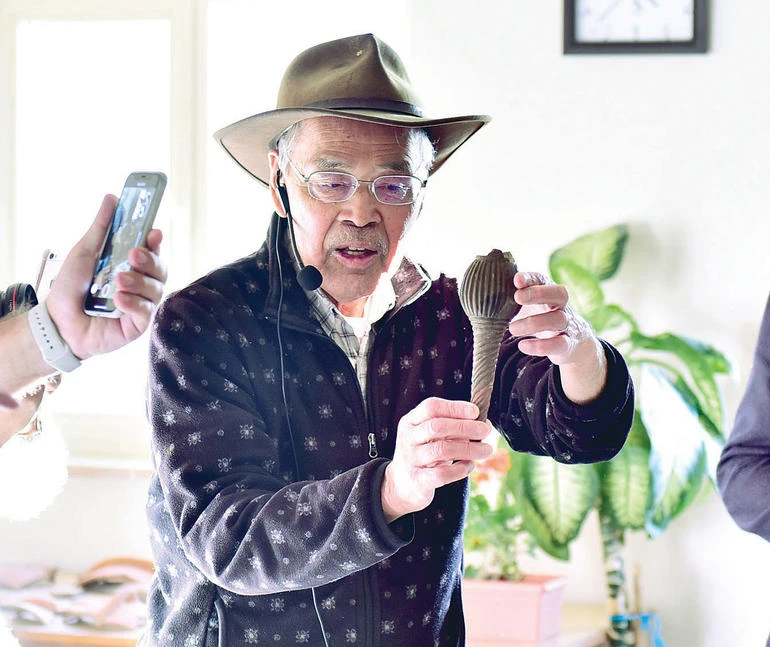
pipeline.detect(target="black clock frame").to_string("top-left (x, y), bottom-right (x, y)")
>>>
top-left (563, 0), bottom-right (709, 55)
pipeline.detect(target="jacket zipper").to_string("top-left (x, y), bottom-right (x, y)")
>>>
top-left (363, 568), bottom-right (376, 647)
top-left (272, 314), bottom-right (386, 646)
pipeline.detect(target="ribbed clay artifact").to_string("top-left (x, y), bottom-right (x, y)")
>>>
top-left (459, 249), bottom-right (520, 421)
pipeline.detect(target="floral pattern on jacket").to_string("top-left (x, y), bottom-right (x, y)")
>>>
top-left (141, 214), bottom-right (634, 647)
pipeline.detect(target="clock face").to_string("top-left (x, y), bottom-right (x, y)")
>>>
top-left (575, 0), bottom-right (695, 44)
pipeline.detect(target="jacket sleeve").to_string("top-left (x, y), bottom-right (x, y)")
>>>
top-left (490, 337), bottom-right (634, 464)
top-left (717, 294), bottom-right (770, 541)
top-left (148, 288), bottom-right (412, 596)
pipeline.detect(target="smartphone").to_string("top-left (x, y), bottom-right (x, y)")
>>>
top-left (34, 249), bottom-right (64, 302)
top-left (84, 171), bottom-right (166, 317)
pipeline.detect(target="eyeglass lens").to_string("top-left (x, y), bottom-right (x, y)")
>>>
top-left (307, 172), bottom-right (421, 205)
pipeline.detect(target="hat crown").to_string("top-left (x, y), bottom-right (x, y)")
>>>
top-left (276, 33), bottom-right (424, 116)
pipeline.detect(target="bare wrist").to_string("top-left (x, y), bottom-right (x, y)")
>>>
top-left (381, 464), bottom-right (405, 524)
top-left (560, 337), bottom-right (608, 404)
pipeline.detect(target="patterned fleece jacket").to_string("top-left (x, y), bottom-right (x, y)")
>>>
top-left (141, 214), bottom-right (634, 647)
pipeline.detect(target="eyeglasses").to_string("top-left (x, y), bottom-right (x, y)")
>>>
top-left (286, 158), bottom-right (427, 206)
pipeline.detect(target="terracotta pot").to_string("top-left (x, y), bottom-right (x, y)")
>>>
top-left (462, 575), bottom-right (568, 646)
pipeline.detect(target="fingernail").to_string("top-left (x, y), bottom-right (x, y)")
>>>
top-left (134, 250), bottom-right (149, 265)
top-left (121, 274), bottom-right (135, 287)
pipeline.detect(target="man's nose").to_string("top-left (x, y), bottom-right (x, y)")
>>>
top-left (339, 185), bottom-right (382, 227)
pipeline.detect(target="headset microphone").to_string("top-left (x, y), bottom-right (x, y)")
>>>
top-left (276, 170), bottom-right (323, 291)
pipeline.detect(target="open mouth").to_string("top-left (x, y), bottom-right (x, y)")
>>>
top-left (337, 246), bottom-right (377, 259)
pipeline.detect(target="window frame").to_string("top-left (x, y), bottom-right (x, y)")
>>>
top-left (0, 0), bottom-right (206, 468)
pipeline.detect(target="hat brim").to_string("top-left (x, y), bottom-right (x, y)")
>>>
top-left (213, 108), bottom-right (491, 187)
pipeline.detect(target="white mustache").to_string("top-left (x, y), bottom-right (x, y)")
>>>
top-left (327, 230), bottom-right (387, 256)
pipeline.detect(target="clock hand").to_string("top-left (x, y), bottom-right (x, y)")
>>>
top-left (600, 0), bottom-right (625, 21)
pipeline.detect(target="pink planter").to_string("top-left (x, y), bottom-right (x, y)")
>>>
top-left (462, 575), bottom-right (568, 645)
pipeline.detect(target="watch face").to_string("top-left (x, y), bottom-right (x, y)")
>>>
top-left (575, 0), bottom-right (695, 44)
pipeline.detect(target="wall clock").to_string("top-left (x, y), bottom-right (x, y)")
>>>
top-left (564, 0), bottom-right (709, 54)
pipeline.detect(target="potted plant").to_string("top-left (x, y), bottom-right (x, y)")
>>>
top-left (507, 224), bottom-right (730, 646)
top-left (462, 446), bottom-right (568, 644)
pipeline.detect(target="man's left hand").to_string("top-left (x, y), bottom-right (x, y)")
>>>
top-left (45, 195), bottom-right (168, 361)
top-left (508, 271), bottom-right (607, 404)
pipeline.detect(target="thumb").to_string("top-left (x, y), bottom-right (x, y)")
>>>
top-left (75, 194), bottom-right (118, 257)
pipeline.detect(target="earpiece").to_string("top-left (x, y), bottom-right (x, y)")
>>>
top-left (275, 170), bottom-right (323, 291)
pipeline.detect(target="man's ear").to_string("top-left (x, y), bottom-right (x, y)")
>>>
top-left (268, 151), bottom-right (287, 218)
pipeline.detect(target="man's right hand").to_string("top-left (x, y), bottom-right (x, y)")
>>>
top-left (381, 397), bottom-right (494, 523)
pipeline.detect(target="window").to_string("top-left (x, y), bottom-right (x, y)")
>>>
top-left (1, 0), bottom-right (198, 465)
top-left (0, 0), bottom-right (411, 467)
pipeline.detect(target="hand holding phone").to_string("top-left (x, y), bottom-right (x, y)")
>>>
top-left (84, 171), bottom-right (166, 317)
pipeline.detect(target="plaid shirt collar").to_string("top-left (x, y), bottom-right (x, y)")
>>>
top-left (306, 270), bottom-right (397, 361)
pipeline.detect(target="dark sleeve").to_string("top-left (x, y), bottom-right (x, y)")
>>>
top-left (148, 288), bottom-right (411, 596)
top-left (718, 294), bottom-right (770, 541)
top-left (491, 338), bottom-right (634, 464)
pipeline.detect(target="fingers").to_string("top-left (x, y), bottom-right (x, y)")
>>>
top-left (383, 398), bottom-right (494, 520)
top-left (514, 273), bottom-right (568, 310)
top-left (510, 272), bottom-right (570, 338)
top-left (126, 231), bottom-right (166, 284)
top-left (112, 231), bottom-right (167, 320)
top-left (144, 228), bottom-right (164, 256)
top-left (399, 399), bottom-right (493, 466)
top-left (0, 392), bottom-right (18, 411)
top-left (401, 397), bottom-right (480, 427)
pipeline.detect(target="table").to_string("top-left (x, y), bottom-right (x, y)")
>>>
top-left (13, 603), bottom-right (609, 647)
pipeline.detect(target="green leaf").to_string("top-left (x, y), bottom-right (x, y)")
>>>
top-left (668, 375), bottom-right (725, 442)
top-left (678, 337), bottom-right (731, 375)
top-left (548, 258), bottom-right (605, 320)
top-left (515, 485), bottom-right (571, 561)
top-left (588, 304), bottom-right (639, 335)
top-left (638, 366), bottom-right (711, 536)
top-left (625, 409), bottom-right (651, 450)
top-left (514, 453), bottom-right (600, 555)
top-left (600, 444), bottom-right (652, 530)
top-left (630, 331), bottom-right (727, 433)
top-left (549, 224), bottom-right (628, 281)
top-left (647, 448), bottom-right (707, 537)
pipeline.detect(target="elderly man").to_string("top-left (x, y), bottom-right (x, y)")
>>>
top-left (143, 34), bottom-right (633, 647)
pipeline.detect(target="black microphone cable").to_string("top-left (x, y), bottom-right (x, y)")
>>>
top-left (274, 210), bottom-right (332, 647)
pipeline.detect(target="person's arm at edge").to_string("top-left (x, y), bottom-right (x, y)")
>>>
top-left (718, 294), bottom-right (770, 540)
top-left (0, 195), bottom-right (166, 436)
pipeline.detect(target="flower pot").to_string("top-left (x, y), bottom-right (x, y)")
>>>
top-left (462, 574), bottom-right (568, 645)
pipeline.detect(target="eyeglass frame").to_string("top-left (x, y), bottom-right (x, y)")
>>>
top-left (284, 157), bottom-right (428, 206)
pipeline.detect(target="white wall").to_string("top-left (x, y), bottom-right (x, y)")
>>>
top-left (2, 2), bottom-right (770, 646)
top-left (404, 2), bottom-right (770, 646)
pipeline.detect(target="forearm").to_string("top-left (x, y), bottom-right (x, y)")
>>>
top-left (494, 340), bottom-right (633, 462)
top-left (0, 313), bottom-right (56, 396)
top-left (173, 460), bottom-right (408, 594)
top-left (718, 347), bottom-right (770, 540)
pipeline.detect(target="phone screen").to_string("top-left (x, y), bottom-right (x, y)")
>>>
top-left (84, 172), bottom-right (166, 317)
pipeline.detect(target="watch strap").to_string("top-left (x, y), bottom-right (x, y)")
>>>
top-left (27, 302), bottom-right (82, 372)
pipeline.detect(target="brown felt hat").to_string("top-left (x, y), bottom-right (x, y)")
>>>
top-left (213, 33), bottom-right (491, 187)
